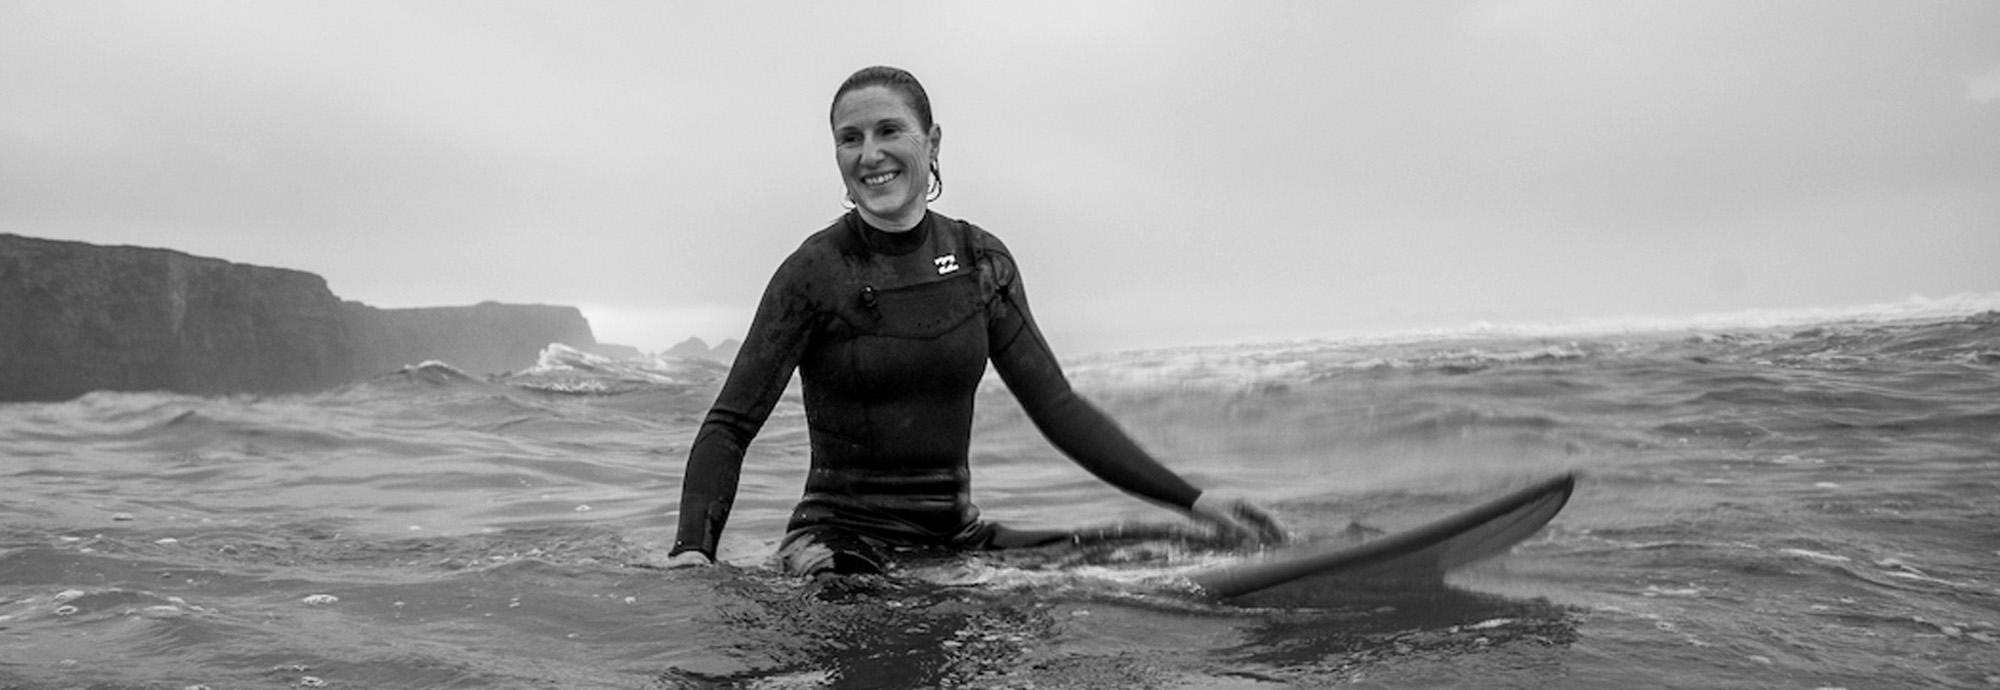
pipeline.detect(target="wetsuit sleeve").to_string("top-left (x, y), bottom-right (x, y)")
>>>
top-left (670, 251), bottom-right (818, 560)
top-left (982, 248), bottom-right (1203, 511)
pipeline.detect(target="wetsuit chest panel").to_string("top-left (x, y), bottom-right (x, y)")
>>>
top-left (858, 274), bottom-right (987, 339)
top-left (802, 216), bottom-right (991, 407)
top-left (816, 274), bottom-right (987, 389)
top-left (799, 273), bottom-right (990, 445)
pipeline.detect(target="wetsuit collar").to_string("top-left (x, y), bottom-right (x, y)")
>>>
top-left (849, 210), bottom-right (933, 257)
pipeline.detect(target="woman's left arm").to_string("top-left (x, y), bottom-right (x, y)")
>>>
top-left (981, 244), bottom-right (1286, 544)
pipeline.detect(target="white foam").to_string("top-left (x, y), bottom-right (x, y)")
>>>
top-left (517, 343), bottom-right (724, 385)
top-left (1047, 292), bottom-right (2000, 393)
top-left (1445, 291), bottom-right (2000, 340)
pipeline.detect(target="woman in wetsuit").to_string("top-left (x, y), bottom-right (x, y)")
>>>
top-left (664, 66), bottom-right (1286, 575)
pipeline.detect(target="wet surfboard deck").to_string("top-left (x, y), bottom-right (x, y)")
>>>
top-left (1188, 473), bottom-right (1576, 603)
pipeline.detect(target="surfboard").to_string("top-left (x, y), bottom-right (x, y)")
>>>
top-left (1188, 473), bottom-right (1576, 601)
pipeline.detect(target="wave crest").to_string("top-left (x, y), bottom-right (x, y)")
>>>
top-left (498, 344), bottom-right (728, 395)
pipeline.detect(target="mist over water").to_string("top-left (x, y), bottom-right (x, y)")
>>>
top-left (3, 302), bottom-right (1998, 688)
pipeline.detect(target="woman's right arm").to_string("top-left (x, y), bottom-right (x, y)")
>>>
top-left (668, 251), bottom-right (819, 563)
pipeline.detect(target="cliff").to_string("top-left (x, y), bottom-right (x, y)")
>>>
top-left (0, 234), bottom-right (601, 402)
top-left (0, 234), bottom-right (354, 401)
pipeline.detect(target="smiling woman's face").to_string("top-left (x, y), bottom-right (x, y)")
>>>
top-left (831, 85), bottom-right (940, 231)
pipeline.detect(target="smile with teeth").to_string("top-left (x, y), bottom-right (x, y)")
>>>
top-left (861, 170), bottom-right (900, 187)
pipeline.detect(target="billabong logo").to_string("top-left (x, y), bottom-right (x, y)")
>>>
top-left (934, 253), bottom-right (960, 275)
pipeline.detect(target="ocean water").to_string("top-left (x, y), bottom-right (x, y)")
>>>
top-left (3, 298), bottom-right (1998, 689)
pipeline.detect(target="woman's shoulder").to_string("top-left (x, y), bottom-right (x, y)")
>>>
top-left (764, 215), bottom-right (856, 273)
top-left (929, 212), bottom-right (1022, 293)
top-left (932, 212), bottom-right (1013, 259)
top-left (796, 214), bottom-right (857, 253)
top-left (747, 217), bottom-right (852, 300)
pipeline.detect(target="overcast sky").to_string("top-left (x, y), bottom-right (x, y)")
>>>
top-left (5, 1), bottom-right (1997, 354)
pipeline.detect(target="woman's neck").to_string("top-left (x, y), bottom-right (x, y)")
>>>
top-left (850, 209), bottom-right (931, 256)
top-left (857, 204), bottom-right (925, 233)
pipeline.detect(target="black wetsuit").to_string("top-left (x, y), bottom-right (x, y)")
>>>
top-left (670, 211), bottom-right (1200, 566)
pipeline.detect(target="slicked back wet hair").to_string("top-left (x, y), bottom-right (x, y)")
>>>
top-left (830, 65), bottom-right (935, 132)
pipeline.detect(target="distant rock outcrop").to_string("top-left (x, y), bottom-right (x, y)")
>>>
top-left (665, 337), bottom-right (711, 360)
top-left (664, 336), bottom-right (740, 363)
top-left (0, 234), bottom-right (603, 402)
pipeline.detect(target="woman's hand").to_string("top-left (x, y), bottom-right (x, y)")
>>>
top-left (1191, 490), bottom-right (1291, 547)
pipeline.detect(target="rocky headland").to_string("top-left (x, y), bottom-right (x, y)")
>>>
top-left (664, 336), bottom-right (740, 364)
top-left (0, 233), bottom-right (615, 402)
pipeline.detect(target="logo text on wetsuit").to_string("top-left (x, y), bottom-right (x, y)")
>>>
top-left (934, 253), bottom-right (959, 275)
